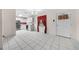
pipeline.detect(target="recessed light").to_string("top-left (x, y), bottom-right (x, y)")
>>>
top-left (18, 14), bottom-right (23, 17)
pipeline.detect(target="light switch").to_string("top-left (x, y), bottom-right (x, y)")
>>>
top-left (53, 19), bottom-right (55, 22)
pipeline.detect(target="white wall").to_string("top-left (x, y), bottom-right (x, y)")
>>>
top-left (0, 10), bottom-right (2, 49)
top-left (36, 9), bottom-right (77, 40)
top-left (2, 9), bottom-right (16, 37)
top-left (76, 10), bottom-right (79, 41)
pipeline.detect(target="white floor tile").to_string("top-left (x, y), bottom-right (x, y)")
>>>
top-left (3, 30), bottom-right (79, 50)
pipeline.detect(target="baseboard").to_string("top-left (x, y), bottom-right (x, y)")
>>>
top-left (56, 35), bottom-right (71, 39)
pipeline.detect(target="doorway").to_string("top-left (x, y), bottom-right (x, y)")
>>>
top-left (37, 15), bottom-right (47, 33)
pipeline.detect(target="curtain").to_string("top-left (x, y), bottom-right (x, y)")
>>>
top-left (37, 15), bottom-right (47, 33)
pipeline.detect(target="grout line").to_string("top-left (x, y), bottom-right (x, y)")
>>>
top-left (15, 36), bottom-right (34, 49)
top-left (4, 38), bottom-right (9, 50)
top-left (21, 34), bottom-right (43, 48)
top-left (14, 38), bottom-right (23, 50)
top-left (17, 36), bottom-right (35, 50)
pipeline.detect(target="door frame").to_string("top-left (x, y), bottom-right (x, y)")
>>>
top-left (37, 15), bottom-right (47, 33)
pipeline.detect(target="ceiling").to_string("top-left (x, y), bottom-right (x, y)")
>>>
top-left (16, 9), bottom-right (43, 18)
top-left (16, 9), bottom-right (33, 18)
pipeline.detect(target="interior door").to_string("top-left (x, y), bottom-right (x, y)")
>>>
top-left (56, 14), bottom-right (71, 38)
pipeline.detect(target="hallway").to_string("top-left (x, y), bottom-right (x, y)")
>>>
top-left (0, 9), bottom-right (79, 50)
top-left (1, 0), bottom-right (79, 59)
top-left (3, 30), bottom-right (79, 50)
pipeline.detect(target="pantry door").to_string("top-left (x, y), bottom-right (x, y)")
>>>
top-left (56, 14), bottom-right (71, 38)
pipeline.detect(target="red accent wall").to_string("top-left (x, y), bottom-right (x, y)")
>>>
top-left (37, 15), bottom-right (47, 33)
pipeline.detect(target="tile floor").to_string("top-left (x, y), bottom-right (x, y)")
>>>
top-left (3, 30), bottom-right (79, 50)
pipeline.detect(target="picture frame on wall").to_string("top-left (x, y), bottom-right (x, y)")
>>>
top-left (58, 14), bottom-right (69, 20)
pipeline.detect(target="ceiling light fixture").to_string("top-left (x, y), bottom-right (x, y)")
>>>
top-left (18, 14), bottom-right (23, 17)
